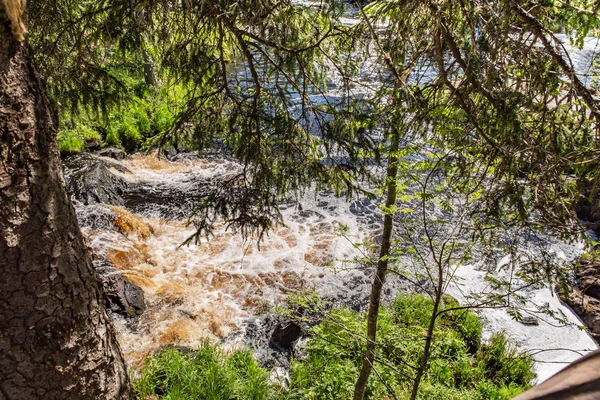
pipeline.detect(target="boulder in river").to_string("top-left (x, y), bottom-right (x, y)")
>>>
top-left (96, 147), bottom-right (126, 160)
top-left (241, 314), bottom-right (306, 368)
top-left (62, 153), bottom-right (130, 205)
top-left (269, 321), bottom-right (302, 351)
top-left (560, 256), bottom-right (600, 343)
top-left (94, 258), bottom-right (146, 318)
top-left (518, 316), bottom-right (539, 326)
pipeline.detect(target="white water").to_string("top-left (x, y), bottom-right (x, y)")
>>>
top-left (76, 15), bottom-right (600, 380)
top-left (82, 154), bottom-right (375, 367)
top-left (450, 261), bottom-right (597, 382)
top-left (76, 152), bottom-right (597, 381)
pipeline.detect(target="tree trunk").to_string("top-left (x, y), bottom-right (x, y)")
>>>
top-left (410, 283), bottom-right (442, 400)
top-left (0, 18), bottom-right (132, 400)
top-left (353, 129), bottom-right (400, 400)
top-left (143, 50), bottom-right (157, 86)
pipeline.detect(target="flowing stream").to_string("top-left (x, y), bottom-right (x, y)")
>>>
top-left (75, 154), bottom-right (383, 368)
top-left (72, 21), bottom-right (600, 383)
top-left (72, 151), bottom-right (597, 382)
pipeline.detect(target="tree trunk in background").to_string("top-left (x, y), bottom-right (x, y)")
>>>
top-left (143, 51), bottom-right (157, 86)
top-left (353, 129), bottom-right (401, 400)
top-left (0, 19), bottom-right (132, 400)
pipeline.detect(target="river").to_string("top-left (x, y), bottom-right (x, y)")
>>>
top-left (71, 18), bottom-right (600, 384)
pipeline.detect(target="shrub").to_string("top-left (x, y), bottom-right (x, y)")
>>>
top-left (444, 309), bottom-right (483, 354)
top-left (393, 293), bottom-right (435, 328)
top-left (133, 295), bottom-right (534, 400)
top-left (286, 294), bottom-right (534, 400)
top-left (105, 127), bottom-right (122, 147)
top-left (477, 333), bottom-right (535, 386)
top-left (78, 124), bottom-right (102, 142)
top-left (133, 343), bottom-right (276, 400)
top-left (153, 102), bottom-right (175, 133)
top-left (57, 129), bottom-right (85, 154)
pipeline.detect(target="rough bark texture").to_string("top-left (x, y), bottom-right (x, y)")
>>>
top-left (513, 349), bottom-right (600, 400)
top-left (0, 18), bottom-right (132, 400)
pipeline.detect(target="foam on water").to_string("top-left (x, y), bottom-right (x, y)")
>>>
top-left (80, 155), bottom-right (371, 367)
top-left (449, 262), bottom-right (597, 383)
top-left (78, 152), bottom-right (598, 379)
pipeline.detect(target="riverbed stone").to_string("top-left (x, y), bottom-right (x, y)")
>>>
top-left (519, 316), bottom-right (539, 326)
top-left (97, 147), bottom-right (126, 160)
top-left (560, 256), bottom-right (600, 343)
top-left (94, 258), bottom-right (146, 318)
top-left (62, 153), bottom-right (130, 205)
top-left (269, 321), bottom-right (302, 351)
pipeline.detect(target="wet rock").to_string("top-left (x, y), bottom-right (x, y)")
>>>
top-left (85, 138), bottom-right (102, 152)
top-left (559, 256), bottom-right (600, 343)
top-left (121, 137), bottom-right (139, 155)
top-left (123, 175), bottom-right (210, 219)
top-left (560, 289), bottom-right (600, 343)
top-left (104, 274), bottom-right (146, 317)
top-left (64, 151), bottom-right (214, 219)
top-left (96, 147), bottom-right (126, 160)
top-left (241, 314), bottom-right (300, 368)
top-left (74, 203), bottom-right (117, 230)
top-left (102, 276), bottom-right (146, 318)
top-left (62, 153), bottom-right (130, 205)
top-left (519, 316), bottom-right (539, 326)
top-left (269, 321), bottom-right (302, 351)
top-left (109, 205), bottom-right (155, 238)
top-left (160, 146), bottom-right (178, 161)
top-left (94, 258), bottom-right (146, 318)
top-left (575, 259), bottom-right (600, 300)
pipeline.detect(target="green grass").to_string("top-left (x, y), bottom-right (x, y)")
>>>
top-left (57, 128), bottom-right (86, 154)
top-left (134, 343), bottom-right (278, 400)
top-left (133, 295), bottom-right (535, 400)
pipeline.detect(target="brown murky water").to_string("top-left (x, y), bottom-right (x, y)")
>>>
top-left (81, 153), bottom-right (368, 368)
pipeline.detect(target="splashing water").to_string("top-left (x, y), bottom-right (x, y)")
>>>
top-left (80, 153), bottom-right (376, 368)
top-left (77, 151), bottom-right (597, 381)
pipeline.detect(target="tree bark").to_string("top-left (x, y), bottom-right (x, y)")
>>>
top-left (143, 50), bottom-right (157, 86)
top-left (353, 129), bottom-right (400, 400)
top-left (0, 18), bottom-right (132, 400)
top-left (409, 280), bottom-right (442, 400)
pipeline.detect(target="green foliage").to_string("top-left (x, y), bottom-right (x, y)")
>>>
top-left (477, 333), bottom-right (536, 387)
top-left (133, 343), bottom-right (277, 400)
top-left (57, 122), bottom-right (103, 154)
top-left (132, 295), bottom-right (534, 400)
top-left (105, 127), bottom-right (122, 147)
top-left (57, 129), bottom-right (86, 154)
top-left (31, 0), bottom-right (600, 243)
top-left (78, 124), bottom-right (102, 142)
top-left (286, 294), bottom-right (533, 400)
top-left (58, 71), bottom-right (180, 153)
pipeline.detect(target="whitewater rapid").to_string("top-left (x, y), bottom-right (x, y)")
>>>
top-left (73, 12), bottom-right (600, 380)
top-left (73, 152), bottom-right (597, 381)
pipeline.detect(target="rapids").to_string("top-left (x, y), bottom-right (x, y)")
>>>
top-left (72, 151), bottom-right (598, 382)
top-left (73, 16), bottom-right (600, 383)
top-left (76, 153), bottom-right (384, 368)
